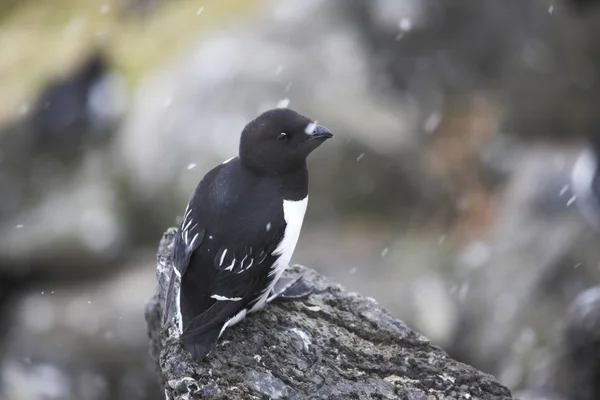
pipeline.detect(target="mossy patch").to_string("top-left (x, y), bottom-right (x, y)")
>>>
top-left (0, 0), bottom-right (264, 123)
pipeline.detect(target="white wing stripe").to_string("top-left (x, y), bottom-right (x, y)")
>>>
top-left (211, 294), bottom-right (242, 301)
top-left (189, 233), bottom-right (200, 250)
top-left (219, 249), bottom-right (228, 267)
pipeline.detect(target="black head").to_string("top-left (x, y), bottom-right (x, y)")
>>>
top-left (239, 108), bottom-right (333, 175)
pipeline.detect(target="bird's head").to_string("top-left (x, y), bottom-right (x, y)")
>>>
top-left (239, 108), bottom-right (333, 175)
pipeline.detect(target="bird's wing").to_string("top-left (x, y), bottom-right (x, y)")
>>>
top-left (166, 160), bottom-right (288, 335)
top-left (179, 237), bottom-right (284, 338)
top-left (163, 202), bottom-right (205, 324)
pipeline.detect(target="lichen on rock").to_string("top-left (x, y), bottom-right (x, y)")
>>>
top-left (145, 228), bottom-right (513, 399)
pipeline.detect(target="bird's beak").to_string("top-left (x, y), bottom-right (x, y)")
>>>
top-left (305, 123), bottom-right (334, 140)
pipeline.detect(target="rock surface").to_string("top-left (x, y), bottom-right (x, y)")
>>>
top-left (447, 145), bottom-right (600, 390)
top-left (145, 228), bottom-right (513, 400)
top-left (1, 258), bottom-right (161, 400)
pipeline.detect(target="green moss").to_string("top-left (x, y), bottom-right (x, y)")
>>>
top-left (0, 0), bottom-right (264, 123)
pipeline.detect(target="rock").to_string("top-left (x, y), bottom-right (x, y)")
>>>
top-left (560, 286), bottom-right (600, 400)
top-left (511, 285), bottom-right (600, 400)
top-left (344, 0), bottom-right (600, 140)
top-left (0, 259), bottom-right (162, 400)
top-left (145, 228), bottom-right (513, 400)
top-left (447, 144), bottom-right (600, 391)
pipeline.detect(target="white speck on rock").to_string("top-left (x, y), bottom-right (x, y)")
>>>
top-left (567, 195), bottom-right (577, 207)
top-left (253, 354), bottom-right (262, 363)
top-left (439, 373), bottom-right (455, 383)
top-left (186, 163), bottom-right (196, 170)
top-left (289, 328), bottom-right (311, 350)
top-left (304, 304), bottom-right (321, 312)
top-left (15, 224), bottom-right (24, 229)
top-left (266, 222), bottom-right (272, 232)
top-left (559, 184), bottom-right (569, 196)
top-left (357, 153), bottom-right (365, 161)
top-left (381, 247), bottom-right (389, 257)
top-left (197, 6), bottom-right (204, 15)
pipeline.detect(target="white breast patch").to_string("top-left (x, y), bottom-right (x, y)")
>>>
top-left (248, 196), bottom-right (308, 313)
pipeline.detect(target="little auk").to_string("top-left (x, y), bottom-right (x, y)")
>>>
top-left (165, 108), bottom-right (333, 361)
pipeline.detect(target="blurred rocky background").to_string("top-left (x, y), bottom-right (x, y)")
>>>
top-left (1, 0), bottom-right (600, 399)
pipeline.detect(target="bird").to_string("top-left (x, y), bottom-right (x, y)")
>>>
top-left (164, 108), bottom-right (333, 361)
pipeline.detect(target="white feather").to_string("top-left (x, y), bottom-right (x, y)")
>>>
top-left (249, 196), bottom-right (308, 313)
top-left (189, 232), bottom-right (200, 249)
top-left (219, 249), bottom-right (228, 267)
top-left (218, 308), bottom-right (247, 338)
top-left (211, 294), bottom-right (242, 301)
top-left (225, 258), bottom-right (235, 271)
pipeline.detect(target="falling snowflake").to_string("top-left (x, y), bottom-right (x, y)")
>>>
top-left (399, 17), bottom-right (412, 32)
top-left (276, 98), bottom-right (290, 108)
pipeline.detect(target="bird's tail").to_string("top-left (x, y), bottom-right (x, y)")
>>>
top-left (182, 325), bottom-right (223, 362)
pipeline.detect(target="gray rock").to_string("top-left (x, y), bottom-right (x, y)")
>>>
top-left (345, 0), bottom-right (600, 140)
top-left (447, 145), bottom-right (600, 391)
top-left (145, 228), bottom-right (513, 400)
top-left (1, 260), bottom-right (161, 400)
top-left (560, 286), bottom-right (600, 400)
top-left (511, 286), bottom-right (600, 400)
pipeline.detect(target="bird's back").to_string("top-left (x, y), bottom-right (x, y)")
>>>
top-left (169, 157), bottom-right (304, 360)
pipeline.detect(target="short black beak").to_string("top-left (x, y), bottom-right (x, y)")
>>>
top-left (306, 124), bottom-right (334, 140)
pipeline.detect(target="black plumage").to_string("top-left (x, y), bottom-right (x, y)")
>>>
top-left (165, 108), bottom-right (333, 361)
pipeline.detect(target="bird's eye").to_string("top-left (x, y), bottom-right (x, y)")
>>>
top-left (277, 133), bottom-right (288, 141)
